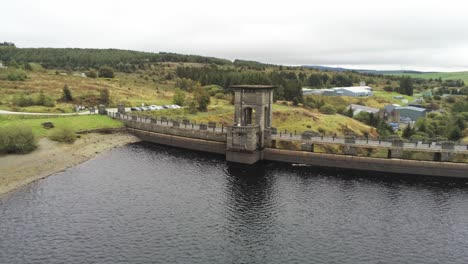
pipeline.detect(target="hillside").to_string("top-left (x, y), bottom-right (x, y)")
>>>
top-left (0, 47), bottom-right (232, 69)
top-left (386, 71), bottom-right (468, 83)
top-left (0, 46), bottom-right (466, 142)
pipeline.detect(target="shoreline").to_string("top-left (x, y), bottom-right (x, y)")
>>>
top-left (0, 132), bottom-right (139, 198)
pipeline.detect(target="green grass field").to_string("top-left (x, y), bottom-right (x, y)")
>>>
top-left (386, 71), bottom-right (468, 83)
top-left (372, 91), bottom-right (419, 105)
top-left (0, 115), bottom-right (124, 138)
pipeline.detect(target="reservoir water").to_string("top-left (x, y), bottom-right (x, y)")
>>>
top-left (1, 142), bottom-right (468, 264)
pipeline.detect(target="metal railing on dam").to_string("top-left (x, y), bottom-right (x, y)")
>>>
top-left (108, 112), bottom-right (227, 133)
top-left (271, 133), bottom-right (468, 154)
top-left (108, 111), bottom-right (468, 156)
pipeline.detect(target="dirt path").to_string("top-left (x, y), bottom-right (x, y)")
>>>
top-left (0, 133), bottom-right (139, 197)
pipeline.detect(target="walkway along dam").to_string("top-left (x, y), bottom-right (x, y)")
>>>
top-left (108, 85), bottom-right (468, 178)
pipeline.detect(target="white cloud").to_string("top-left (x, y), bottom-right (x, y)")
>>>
top-left (1, 0), bottom-right (468, 71)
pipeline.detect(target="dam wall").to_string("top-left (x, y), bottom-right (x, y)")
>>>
top-left (109, 112), bottom-right (468, 178)
top-left (128, 128), bottom-right (226, 155)
top-left (124, 120), bottom-right (226, 142)
top-left (263, 148), bottom-right (468, 178)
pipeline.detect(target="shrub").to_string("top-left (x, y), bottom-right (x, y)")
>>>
top-left (214, 92), bottom-right (225, 99)
top-left (12, 94), bottom-right (34, 107)
top-left (204, 85), bottom-right (223, 96)
top-left (86, 69), bottom-right (97, 78)
top-left (36, 91), bottom-right (56, 107)
top-left (383, 86), bottom-right (393, 92)
top-left (98, 66), bottom-right (115, 78)
top-left (7, 70), bottom-right (27, 81)
top-left (0, 126), bottom-right (37, 154)
top-left (62, 85), bottom-right (73, 102)
top-left (194, 86), bottom-right (210, 112)
top-left (445, 96), bottom-right (456, 103)
top-left (187, 100), bottom-right (198, 114)
top-left (319, 104), bottom-right (337, 115)
top-left (172, 88), bottom-right (186, 106)
top-left (99, 88), bottom-right (110, 105)
top-left (48, 127), bottom-right (77, 143)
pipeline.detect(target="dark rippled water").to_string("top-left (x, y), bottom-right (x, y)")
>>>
top-left (1, 142), bottom-right (468, 264)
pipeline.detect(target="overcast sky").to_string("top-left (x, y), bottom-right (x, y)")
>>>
top-left (2, 0), bottom-right (468, 71)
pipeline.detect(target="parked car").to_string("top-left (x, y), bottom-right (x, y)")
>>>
top-left (149, 105), bottom-right (164, 110)
top-left (162, 105), bottom-right (170, 109)
top-left (131, 107), bottom-right (142, 111)
top-left (171, 104), bottom-right (182, 109)
top-left (141, 106), bottom-right (151, 111)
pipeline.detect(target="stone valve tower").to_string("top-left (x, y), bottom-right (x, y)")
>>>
top-left (226, 85), bottom-right (275, 164)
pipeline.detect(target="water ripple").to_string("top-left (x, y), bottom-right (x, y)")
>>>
top-left (1, 142), bottom-right (468, 264)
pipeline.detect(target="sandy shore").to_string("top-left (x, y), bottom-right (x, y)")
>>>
top-left (0, 132), bottom-right (139, 197)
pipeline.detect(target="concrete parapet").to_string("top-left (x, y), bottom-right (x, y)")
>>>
top-left (302, 131), bottom-right (318, 140)
top-left (441, 141), bottom-right (455, 150)
top-left (271, 127), bottom-right (277, 135)
top-left (98, 104), bottom-right (107, 115)
top-left (344, 136), bottom-right (356, 144)
top-left (125, 120), bottom-right (226, 142)
top-left (391, 139), bottom-right (404, 148)
top-left (208, 122), bottom-right (216, 129)
top-left (117, 104), bottom-right (126, 114)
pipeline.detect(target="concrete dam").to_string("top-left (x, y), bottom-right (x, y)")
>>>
top-left (109, 85), bottom-right (468, 178)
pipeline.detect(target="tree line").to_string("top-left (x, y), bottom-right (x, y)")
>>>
top-left (175, 66), bottom-right (303, 102)
top-left (0, 47), bottom-right (232, 70)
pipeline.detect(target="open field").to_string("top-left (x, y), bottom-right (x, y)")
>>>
top-left (0, 69), bottom-right (175, 112)
top-left (386, 71), bottom-right (468, 83)
top-left (0, 115), bottom-right (123, 138)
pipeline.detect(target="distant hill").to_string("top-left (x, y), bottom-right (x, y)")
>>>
top-left (304, 65), bottom-right (468, 82)
top-left (304, 65), bottom-right (428, 75)
top-left (385, 71), bottom-right (468, 83)
top-left (0, 47), bottom-right (232, 69)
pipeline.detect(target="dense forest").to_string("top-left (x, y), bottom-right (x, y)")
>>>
top-left (0, 47), bottom-right (231, 70)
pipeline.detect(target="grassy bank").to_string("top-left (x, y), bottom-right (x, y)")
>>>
top-left (131, 100), bottom-right (375, 137)
top-left (0, 115), bottom-right (124, 138)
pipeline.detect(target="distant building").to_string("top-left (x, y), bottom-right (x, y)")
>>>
top-left (396, 106), bottom-right (427, 122)
top-left (346, 104), bottom-right (380, 116)
top-left (302, 86), bottom-right (373, 97)
top-left (0, 62), bottom-right (7, 69)
top-left (383, 104), bottom-right (401, 122)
